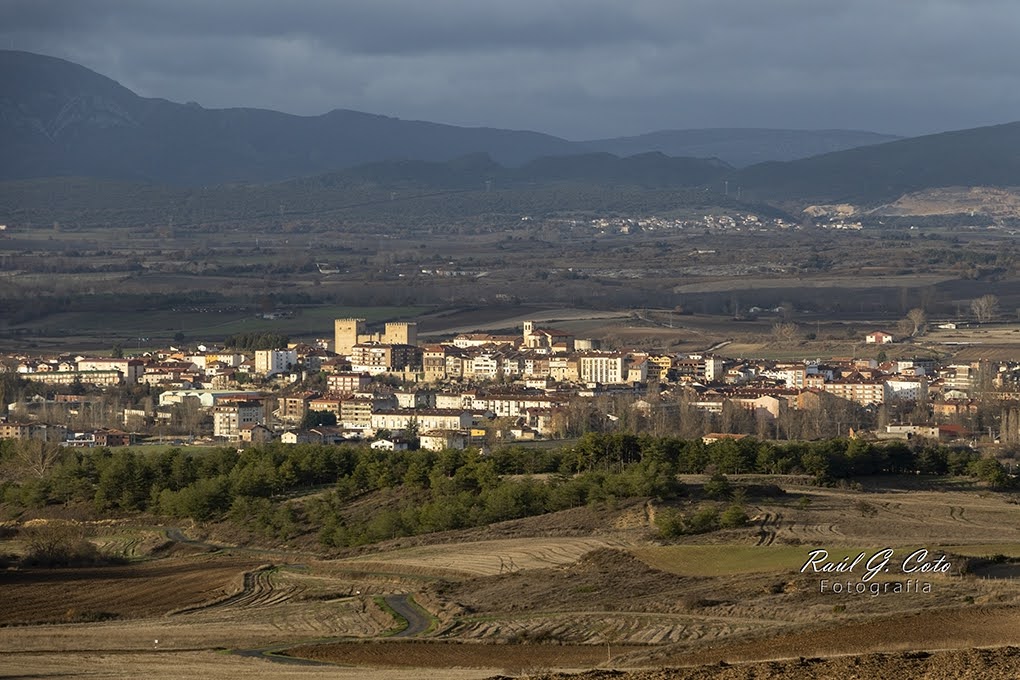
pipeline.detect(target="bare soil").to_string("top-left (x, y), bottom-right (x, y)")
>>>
top-left (513, 646), bottom-right (1020, 680)
top-left (0, 556), bottom-right (261, 625)
top-left (285, 640), bottom-right (645, 671)
top-left (4, 482), bottom-right (1020, 679)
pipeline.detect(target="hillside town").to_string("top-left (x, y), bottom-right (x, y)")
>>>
top-left (2, 317), bottom-right (1019, 452)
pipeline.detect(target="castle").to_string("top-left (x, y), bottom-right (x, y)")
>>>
top-left (333, 319), bottom-right (418, 355)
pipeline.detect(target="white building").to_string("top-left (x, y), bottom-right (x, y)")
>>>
top-left (254, 349), bottom-right (297, 377)
top-left (865, 331), bottom-right (894, 344)
top-left (370, 409), bottom-right (473, 432)
top-left (579, 354), bottom-right (627, 384)
top-left (704, 356), bottom-right (726, 382)
top-left (158, 389), bottom-right (264, 409)
top-left (420, 429), bottom-right (468, 451)
top-left (76, 358), bottom-right (145, 384)
top-left (884, 377), bottom-right (928, 402)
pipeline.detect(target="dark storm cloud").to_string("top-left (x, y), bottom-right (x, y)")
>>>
top-left (3, 0), bottom-right (1020, 138)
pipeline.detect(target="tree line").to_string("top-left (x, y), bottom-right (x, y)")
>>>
top-left (0, 435), bottom-right (1008, 549)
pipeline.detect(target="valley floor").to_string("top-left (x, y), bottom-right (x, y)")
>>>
top-left (3, 480), bottom-right (1020, 679)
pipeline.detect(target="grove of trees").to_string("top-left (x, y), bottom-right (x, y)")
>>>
top-left (0, 433), bottom-right (1008, 551)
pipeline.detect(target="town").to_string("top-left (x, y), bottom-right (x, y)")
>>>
top-left (2, 313), bottom-right (1017, 455)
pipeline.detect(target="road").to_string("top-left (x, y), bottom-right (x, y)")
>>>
top-left (384, 594), bottom-right (432, 637)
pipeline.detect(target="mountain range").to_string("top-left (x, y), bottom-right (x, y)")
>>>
top-left (1, 50), bottom-right (894, 186)
top-left (584, 128), bottom-right (900, 167)
top-left (732, 121), bottom-right (1020, 203)
top-left (4, 50), bottom-right (1020, 207)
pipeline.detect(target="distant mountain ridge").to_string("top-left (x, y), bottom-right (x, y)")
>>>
top-left (1, 50), bottom-right (898, 186)
top-left (731, 121), bottom-right (1020, 204)
top-left (0, 50), bottom-right (581, 185)
top-left (582, 128), bottom-right (902, 167)
top-left (301, 151), bottom-right (732, 192)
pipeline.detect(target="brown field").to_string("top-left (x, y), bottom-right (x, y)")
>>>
top-left (284, 640), bottom-right (646, 670)
top-left (650, 605), bottom-right (1020, 667)
top-left (3, 481), bottom-right (1020, 679)
top-left (669, 273), bottom-right (953, 294)
top-left (0, 556), bottom-right (263, 625)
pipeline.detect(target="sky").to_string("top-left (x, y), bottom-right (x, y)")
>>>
top-left (3, 0), bottom-right (1020, 140)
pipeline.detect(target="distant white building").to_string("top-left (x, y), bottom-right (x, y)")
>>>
top-left (865, 331), bottom-right (894, 344)
top-left (76, 358), bottom-right (145, 383)
top-left (158, 389), bottom-right (264, 409)
top-left (420, 429), bottom-right (468, 451)
top-left (255, 349), bottom-right (297, 377)
top-left (578, 353), bottom-right (626, 384)
top-left (884, 377), bottom-right (927, 402)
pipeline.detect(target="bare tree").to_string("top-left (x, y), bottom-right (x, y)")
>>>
top-left (771, 322), bottom-right (801, 345)
top-left (905, 308), bottom-right (928, 337)
top-left (971, 295), bottom-right (1000, 323)
top-left (12, 439), bottom-right (65, 479)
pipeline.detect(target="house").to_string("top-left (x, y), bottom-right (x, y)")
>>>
top-left (882, 424), bottom-right (939, 440)
top-left (0, 421), bottom-right (33, 440)
top-left (419, 429), bottom-right (468, 451)
top-left (452, 333), bottom-right (518, 349)
top-left (308, 427), bottom-right (348, 445)
top-left (239, 423), bottom-right (276, 445)
top-left (865, 331), bottom-right (894, 344)
top-left (93, 428), bottom-right (134, 447)
top-left (281, 430), bottom-right (316, 445)
top-left (933, 399), bottom-right (979, 419)
top-left (937, 424), bottom-right (971, 440)
top-left (702, 433), bottom-right (749, 444)
top-left (371, 437), bottom-right (410, 451)
top-left (308, 396), bottom-right (343, 417)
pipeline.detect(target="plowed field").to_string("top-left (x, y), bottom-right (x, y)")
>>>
top-left (0, 556), bottom-right (261, 625)
top-left (285, 640), bottom-right (646, 671)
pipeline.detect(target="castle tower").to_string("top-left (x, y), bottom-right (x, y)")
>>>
top-left (383, 322), bottom-right (418, 346)
top-left (334, 318), bottom-right (366, 356)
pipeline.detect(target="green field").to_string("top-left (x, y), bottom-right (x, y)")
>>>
top-left (8, 305), bottom-right (429, 348)
top-left (941, 543), bottom-right (1020, 558)
top-left (633, 544), bottom-right (895, 577)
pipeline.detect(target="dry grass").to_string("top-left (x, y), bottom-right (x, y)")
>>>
top-left (4, 481), bottom-right (1020, 677)
top-left (651, 605), bottom-right (1020, 667)
top-left (335, 537), bottom-right (632, 578)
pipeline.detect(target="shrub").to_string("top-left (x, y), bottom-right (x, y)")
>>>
top-left (655, 508), bottom-right (687, 538)
top-left (686, 506), bottom-right (720, 534)
top-left (20, 523), bottom-right (107, 567)
top-left (719, 504), bottom-right (749, 528)
top-left (703, 473), bottom-right (732, 499)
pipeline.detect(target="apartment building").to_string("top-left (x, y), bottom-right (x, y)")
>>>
top-left (254, 349), bottom-right (297, 377)
top-left (213, 400), bottom-right (266, 439)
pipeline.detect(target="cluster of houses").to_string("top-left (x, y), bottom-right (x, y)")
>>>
top-left (589, 213), bottom-right (797, 235)
top-left (2, 319), bottom-right (1018, 449)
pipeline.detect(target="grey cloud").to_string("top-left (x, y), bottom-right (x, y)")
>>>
top-left (3, 0), bottom-right (1020, 138)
